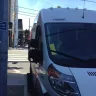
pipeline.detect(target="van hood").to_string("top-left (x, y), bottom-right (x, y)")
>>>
top-left (69, 68), bottom-right (96, 96)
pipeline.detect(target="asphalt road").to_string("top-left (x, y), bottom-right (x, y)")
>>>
top-left (8, 61), bottom-right (30, 74)
top-left (8, 61), bottom-right (31, 96)
top-left (8, 49), bottom-right (34, 96)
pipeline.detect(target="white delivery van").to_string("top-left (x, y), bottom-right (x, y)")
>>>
top-left (28, 8), bottom-right (96, 96)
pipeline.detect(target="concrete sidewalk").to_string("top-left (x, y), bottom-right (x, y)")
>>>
top-left (7, 70), bottom-right (28, 96)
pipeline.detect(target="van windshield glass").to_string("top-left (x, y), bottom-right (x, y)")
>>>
top-left (45, 23), bottom-right (96, 63)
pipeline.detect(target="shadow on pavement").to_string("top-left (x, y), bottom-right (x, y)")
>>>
top-left (8, 67), bottom-right (23, 70)
top-left (12, 62), bottom-right (18, 64)
top-left (27, 73), bottom-right (35, 96)
top-left (7, 72), bottom-right (28, 96)
top-left (7, 85), bottom-right (24, 96)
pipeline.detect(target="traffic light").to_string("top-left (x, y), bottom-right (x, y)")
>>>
top-left (9, 22), bottom-right (13, 29)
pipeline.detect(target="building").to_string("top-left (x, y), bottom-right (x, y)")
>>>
top-left (8, 0), bottom-right (11, 22)
top-left (18, 19), bottom-right (23, 46)
top-left (8, 0), bottom-right (14, 47)
top-left (8, 0), bottom-right (18, 47)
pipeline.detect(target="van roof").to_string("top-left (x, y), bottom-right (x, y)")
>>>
top-left (39, 8), bottom-right (96, 24)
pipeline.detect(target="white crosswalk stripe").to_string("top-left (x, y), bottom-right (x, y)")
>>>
top-left (8, 50), bottom-right (28, 61)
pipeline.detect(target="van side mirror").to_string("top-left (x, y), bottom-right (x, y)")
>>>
top-left (29, 39), bottom-right (38, 48)
top-left (28, 49), bottom-right (42, 63)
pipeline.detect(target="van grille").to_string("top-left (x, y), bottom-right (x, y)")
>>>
top-left (87, 72), bottom-right (96, 76)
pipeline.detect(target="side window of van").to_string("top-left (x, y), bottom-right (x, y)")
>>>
top-left (35, 26), bottom-right (41, 48)
top-left (36, 26), bottom-right (43, 64)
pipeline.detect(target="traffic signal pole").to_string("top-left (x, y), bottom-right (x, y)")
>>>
top-left (0, 0), bottom-right (8, 96)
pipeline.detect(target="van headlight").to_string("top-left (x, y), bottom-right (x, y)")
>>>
top-left (48, 64), bottom-right (81, 96)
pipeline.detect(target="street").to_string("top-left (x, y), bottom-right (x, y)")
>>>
top-left (8, 61), bottom-right (30, 74)
top-left (7, 49), bottom-right (31, 96)
top-left (8, 49), bottom-right (28, 62)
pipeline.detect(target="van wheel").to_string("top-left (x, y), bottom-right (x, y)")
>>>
top-left (28, 66), bottom-right (35, 94)
top-left (27, 73), bottom-right (33, 93)
top-left (29, 63), bottom-right (32, 74)
top-left (35, 79), bottom-right (43, 96)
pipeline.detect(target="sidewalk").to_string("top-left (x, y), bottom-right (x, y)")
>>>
top-left (7, 70), bottom-right (28, 96)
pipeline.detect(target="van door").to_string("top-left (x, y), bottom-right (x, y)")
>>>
top-left (34, 26), bottom-right (46, 94)
top-left (30, 25), bottom-right (43, 86)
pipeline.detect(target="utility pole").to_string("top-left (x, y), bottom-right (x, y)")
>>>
top-left (29, 18), bottom-right (30, 31)
top-left (0, 0), bottom-right (8, 96)
top-left (28, 18), bottom-right (31, 40)
top-left (14, 0), bottom-right (18, 48)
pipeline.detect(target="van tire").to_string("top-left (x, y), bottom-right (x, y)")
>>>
top-left (35, 79), bottom-right (43, 96)
top-left (27, 73), bottom-right (33, 93)
top-left (27, 65), bottom-right (35, 95)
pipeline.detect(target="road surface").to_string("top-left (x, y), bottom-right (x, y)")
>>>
top-left (7, 49), bottom-right (31, 96)
top-left (8, 62), bottom-right (30, 74)
top-left (8, 49), bottom-right (28, 62)
top-left (8, 61), bottom-right (30, 96)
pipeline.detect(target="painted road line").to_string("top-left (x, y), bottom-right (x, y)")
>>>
top-left (13, 69), bottom-right (21, 73)
top-left (8, 57), bottom-right (28, 59)
top-left (8, 60), bottom-right (28, 62)
top-left (13, 69), bottom-right (27, 75)
top-left (8, 55), bottom-right (28, 57)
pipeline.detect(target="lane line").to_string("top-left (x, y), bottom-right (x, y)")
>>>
top-left (12, 69), bottom-right (27, 74)
top-left (13, 69), bottom-right (22, 73)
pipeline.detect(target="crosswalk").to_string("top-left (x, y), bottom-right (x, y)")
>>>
top-left (8, 50), bottom-right (28, 62)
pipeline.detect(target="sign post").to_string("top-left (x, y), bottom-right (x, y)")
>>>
top-left (0, 0), bottom-right (8, 96)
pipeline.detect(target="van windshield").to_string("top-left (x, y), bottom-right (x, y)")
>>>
top-left (45, 23), bottom-right (96, 67)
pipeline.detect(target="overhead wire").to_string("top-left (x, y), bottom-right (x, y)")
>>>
top-left (11, 10), bottom-right (37, 17)
top-left (18, 13), bottom-right (37, 17)
top-left (18, 10), bottom-right (38, 15)
top-left (39, 0), bottom-right (54, 7)
top-left (10, 8), bottom-right (38, 17)
top-left (81, 0), bottom-right (96, 3)
top-left (17, 6), bottom-right (39, 11)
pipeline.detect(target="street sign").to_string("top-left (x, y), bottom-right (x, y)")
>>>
top-left (0, 21), bottom-right (6, 30)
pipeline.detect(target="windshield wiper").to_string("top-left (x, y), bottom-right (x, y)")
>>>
top-left (50, 50), bottom-right (86, 62)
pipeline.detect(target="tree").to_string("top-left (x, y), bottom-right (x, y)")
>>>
top-left (57, 6), bottom-right (61, 8)
top-left (24, 29), bottom-right (30, 44)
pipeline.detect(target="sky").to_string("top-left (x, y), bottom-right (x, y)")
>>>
top-left (18, 0), bottom-right (96, 30)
